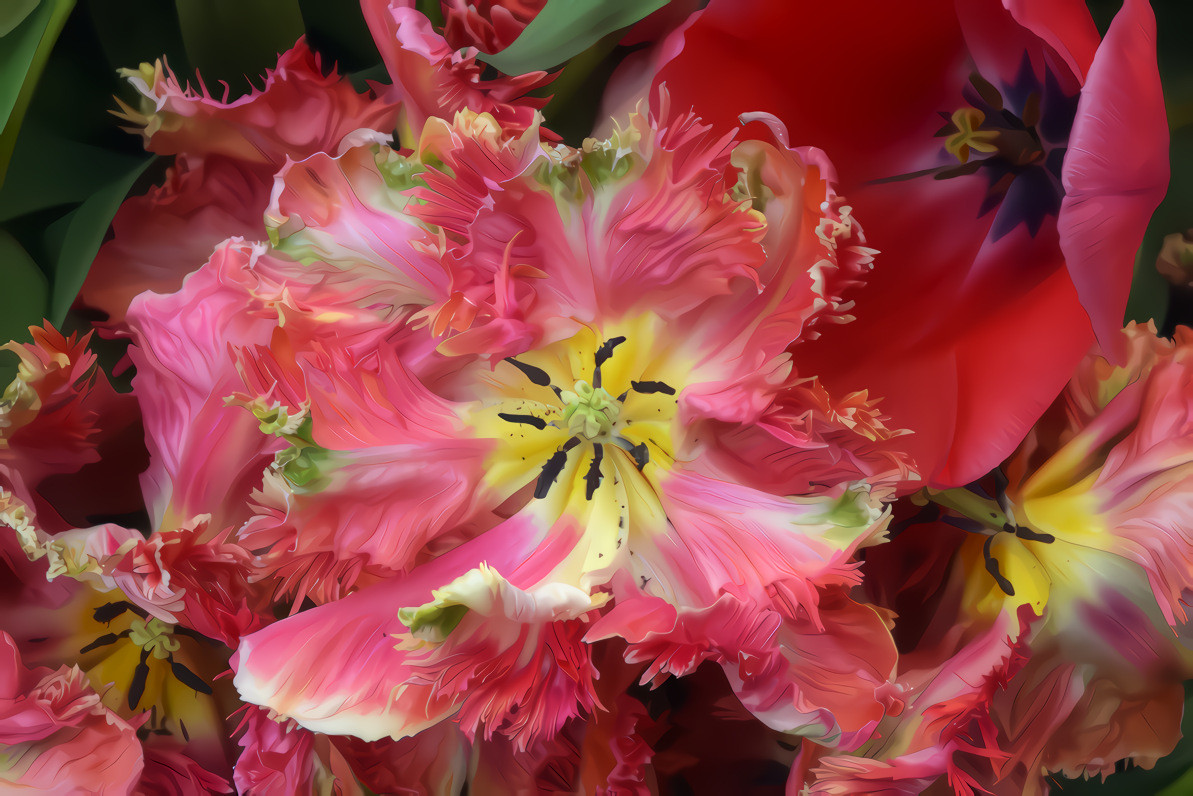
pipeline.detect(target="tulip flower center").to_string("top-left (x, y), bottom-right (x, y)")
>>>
top-left (79, 599), bottom-right (214, 716)
top-left (881, 65), bottom-right (1079, 238)
top-left (475, 320), bottom-right (682, 507)
top-left (926, 471), bottom-right (1056, 605)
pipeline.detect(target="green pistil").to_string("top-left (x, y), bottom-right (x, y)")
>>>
top-left (559, 380), bottom-right (620, 439)
top-left (128, 617), bottom-right (180, 660)
top-left (921, 487), bottom-right (1009, 532)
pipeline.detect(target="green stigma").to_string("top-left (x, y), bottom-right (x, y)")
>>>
top-left (128, 617), bottom-right (180, 660)
top-left (559, 380), bottom-right (620, 439)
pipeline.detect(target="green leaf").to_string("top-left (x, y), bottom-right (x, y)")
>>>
top-left (296, 0), bottom-right (380, 74)
top-left (0, 230), bottom-right (48, 336)
top-left (476, 0), bottom-right (666, 74)
top-left (0, 0), bottom-right (40, 38)
top-left (86, 0), bottom-right (192, 78)
top-left (1159, 767), bottom-right (1193, 796)
top-left (44, 155), bottom-right (154, 324)
top-left (174, 0), bottom-right (305, 91)
top-left (1124, 245), bottom-right (1170, 330)
top-left (0, 229), bottom-right (49, 385)
top-left (0, 0), bottom-right (75, 187)
top-left (0, 124), bottom-right (146, 222)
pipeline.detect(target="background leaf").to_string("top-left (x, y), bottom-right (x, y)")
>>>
top-left (296, 0), bottom-right (381, 74)
top-left (44, 155), bottom-right (154, 324)
top-left (475, 0), bottom-right (665, 74)
top-left (0, 0), bottom-right (75, 187)
top-left (0, 0), bottom-right (41, 38)
top-left (174, 0), bottom-right (305, 90)
top-left (0, 230), bottom-right (49, 385)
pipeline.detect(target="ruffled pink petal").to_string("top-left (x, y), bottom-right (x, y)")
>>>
top-left (137, 738), bottom-right (233, 795)
top-left (78, 156), bottom-right (268, 327)
top-left (83, 40), bottom-right (399, 331)
top-left (806, 748), bottom-right (957, 796)
top-left (690, 377), bottom-right (913, 504)
top-left (0, 632), bottom-right (144, 793)
top-left (118, 40), bottom-right (398, 165)
top-left (234, 572), bottom-right (455, 742)
top-left (728, 589), bottom-right (901, 749)
top-left (592, 589), bottom-right (899, 749)
top-left (587, 592), bottom-right (780, 688)
top-left (234, 706), bottom-right (365, 796)
top-left (1058, 0), bottom-right (1168, 362)
top-left (126, 240), bottom-right (285, 532)
top-left (1, 324), bottom-right (147, 533)
top-left (993, 591), bottom-right (1190, 788)
top-left (240, 434), bottom-right (494, 604)
top-left (86, 518), bottom-right (267, 646)
top-left (640, 469), bottom-right (880, 610)
top-left (330, 722), bottom-right (469, 796)
top-left (234, 521), bottom-right (595, 745)
top-left (265, 143), bottom-right (449, 314)
top-left (361, 1), bottom-right (551, 141)
top-left (546, 102), bottom-right (765, 324)
top-left (440, 0), bottom-right (547, 53)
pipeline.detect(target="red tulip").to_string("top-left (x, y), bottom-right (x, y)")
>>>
top-left (644, 0), bottom-right (1168, 487)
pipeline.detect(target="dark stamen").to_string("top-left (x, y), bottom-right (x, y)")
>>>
top-left (128, 649), bottom-right (151, 710)
top-left (535, 437), bottom-right (581, 499)
top-left (593, 337), bottom-right (626, 389)
top-left (983, 535), bottom-right (1015, 596)
top-left (993, 468), bottom-right (1016, 524)
top-left (630, 380), bottom-right (676, 396)
top-left (93, 601), bottom-right (138, 623)
top-left (1014, 525), bottom-right (1056, 544)
top-left (594, 337), bottom-right (626, 368)
top-left (498, 412), bottom-right (547, 430)
top-left (170, 660), bottom-right (213, 695)
top-left (628, 441), bottom-right (649, 471)
top-left (504, 357), bottom-right (552, 387)
top-left (940, 514), bottom-right (987, 534)
top-left (585, 444), bottom-right (604, 499)
top-left (80, 632), bottom-right (126, 653)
